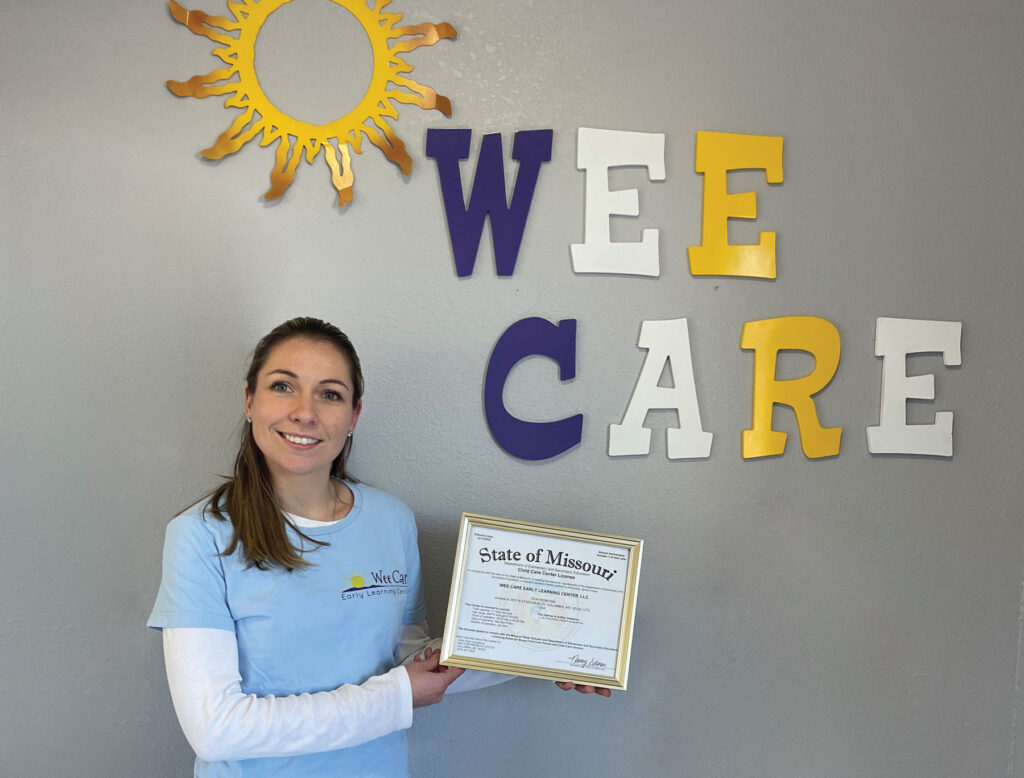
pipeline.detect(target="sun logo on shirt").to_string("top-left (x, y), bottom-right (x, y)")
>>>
top-left (346, 571), bottom-right (368, 590)
top-left (165, 0), bottom-right (456, 207)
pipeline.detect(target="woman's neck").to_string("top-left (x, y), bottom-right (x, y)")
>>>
top-left (271, 473), bottom-right (348, 523)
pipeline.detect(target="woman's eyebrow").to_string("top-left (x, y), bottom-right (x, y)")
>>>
top-left (319, 378), bottom-right (351, 389)
top-left (267, 369), bottom-right (349, 389)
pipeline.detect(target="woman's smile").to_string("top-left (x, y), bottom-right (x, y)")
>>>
top-left (278, 431), bottom-right (323, 448)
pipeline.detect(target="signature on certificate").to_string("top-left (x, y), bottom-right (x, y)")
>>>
top-left (567, 654), bottom-right (608, 671)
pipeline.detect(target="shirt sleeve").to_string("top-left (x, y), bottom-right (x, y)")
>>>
top-left (147, 512), bottom-right (235, 632)
top-left (163, 627), bottom-right (413, 762)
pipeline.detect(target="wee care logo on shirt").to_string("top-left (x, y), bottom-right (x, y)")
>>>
top-left (341, 569), bottom-right (409, 602)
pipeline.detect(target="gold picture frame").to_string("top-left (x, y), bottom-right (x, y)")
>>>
top-left (440, 513), bottom-right (643, 690)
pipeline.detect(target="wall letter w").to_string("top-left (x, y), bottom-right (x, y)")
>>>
top-left (426, 129), bottom-right (553, 277)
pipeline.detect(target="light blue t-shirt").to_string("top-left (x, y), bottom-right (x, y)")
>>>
top-left (148, 482), bottom-right (426, 777)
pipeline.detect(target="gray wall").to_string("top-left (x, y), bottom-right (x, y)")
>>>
top-left (2, 0), bottom-right (1023, 775)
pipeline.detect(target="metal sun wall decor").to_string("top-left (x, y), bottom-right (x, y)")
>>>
top-left (167, 0), bottom-right (455, 205)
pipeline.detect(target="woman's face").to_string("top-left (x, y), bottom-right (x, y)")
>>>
top-left (244, 337), bottom-right (361, 484)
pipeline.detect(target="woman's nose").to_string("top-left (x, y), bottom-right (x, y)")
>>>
top-left (289, 392), bottom-right (316, 422)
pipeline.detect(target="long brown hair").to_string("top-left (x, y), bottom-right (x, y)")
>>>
top-left (205, 317), bottom-right (365, 571)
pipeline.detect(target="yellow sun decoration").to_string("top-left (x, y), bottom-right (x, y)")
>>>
top-left (167, 0), bottom-right (456, 205)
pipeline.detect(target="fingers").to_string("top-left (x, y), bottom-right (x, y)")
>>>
top-left (553, 681), bottom-right (612, 697)
top-left (416, 647), bottom-right (460, 673)
top-left (408, 662), bottom-right (445, 707)
top-left (417, 650), bottom-right (441, 671)
top-left (441, 665), bottom-right (465, 681)
top-left (408, 650), bottom-right (465, 708)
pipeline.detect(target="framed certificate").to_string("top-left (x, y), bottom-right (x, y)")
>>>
top-left (439, 513), bottom-right (643, 690)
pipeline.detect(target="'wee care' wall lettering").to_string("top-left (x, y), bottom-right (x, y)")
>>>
top-left (426, 128), bottom-right (963, 463)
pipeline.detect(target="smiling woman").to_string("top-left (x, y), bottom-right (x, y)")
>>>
top-left (146, 317), bottom-right (605, 777)
top-left (146, 318), bottom-right (483, 776)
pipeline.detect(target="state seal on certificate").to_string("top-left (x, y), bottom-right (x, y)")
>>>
top-left (439, 513), bottom-right (643, 690)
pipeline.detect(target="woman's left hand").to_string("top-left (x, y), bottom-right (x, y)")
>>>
top-left (408, 648), bottom-right (464, 707)
top-left (553, 681), bottom-right (611, 697)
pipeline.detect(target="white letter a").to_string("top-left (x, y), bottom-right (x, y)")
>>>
top-left (609, 318), bottom-right (713, 459)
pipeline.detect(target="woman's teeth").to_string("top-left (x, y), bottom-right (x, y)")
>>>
top-left (282, 433), bottom-right (319, 445)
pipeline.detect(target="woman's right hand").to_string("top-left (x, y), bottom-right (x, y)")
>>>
top-left (406, 647), bottom-right (465, 707)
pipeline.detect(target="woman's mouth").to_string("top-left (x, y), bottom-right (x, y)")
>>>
top-left (278, 431), bottom-right (322, 447)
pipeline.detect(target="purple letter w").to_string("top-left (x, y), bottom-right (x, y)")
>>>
top-left (426, 129), bottom-right (553, 277)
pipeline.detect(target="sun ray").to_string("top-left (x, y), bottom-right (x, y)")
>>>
top-left (324, 141), bottom-right (355, 206)
top-left (387, 75), bottom-right (451, 115)
top-left (303, 140), bottom-right (322, 163)
top-left (202, 107), bottom-right (261, 158)
top-left (167, 68), bottom-right (236, 98)
top-left (167, 0), bottom-right (456, 207)
top-left (169, 0), bottom-right (240, 40)
top-left (389, 22), bottom-right (457, 53)
top-left (364, 120), bottom-right (411, 174)
top-left (265, 135), bottom-right (304, 200)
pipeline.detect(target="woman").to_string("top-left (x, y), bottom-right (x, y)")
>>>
top-left (148, 317), bottom-right (605, 777)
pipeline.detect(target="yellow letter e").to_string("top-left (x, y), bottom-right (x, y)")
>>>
top-left (688, 131), bottom-right (783, 279)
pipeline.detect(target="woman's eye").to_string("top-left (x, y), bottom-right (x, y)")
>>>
top-left (269, 381), bottom-right (292, 392)
top-left (323, 390), bottom-right (343, 402)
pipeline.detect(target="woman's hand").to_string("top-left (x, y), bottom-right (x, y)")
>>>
top-left (406, 647), bottom-right (465, 708)
top-left (553, 681), bottom-right (612, 698)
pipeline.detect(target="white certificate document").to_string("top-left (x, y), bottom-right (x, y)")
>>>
top-left (441, 514), bottom-right (643, 689)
